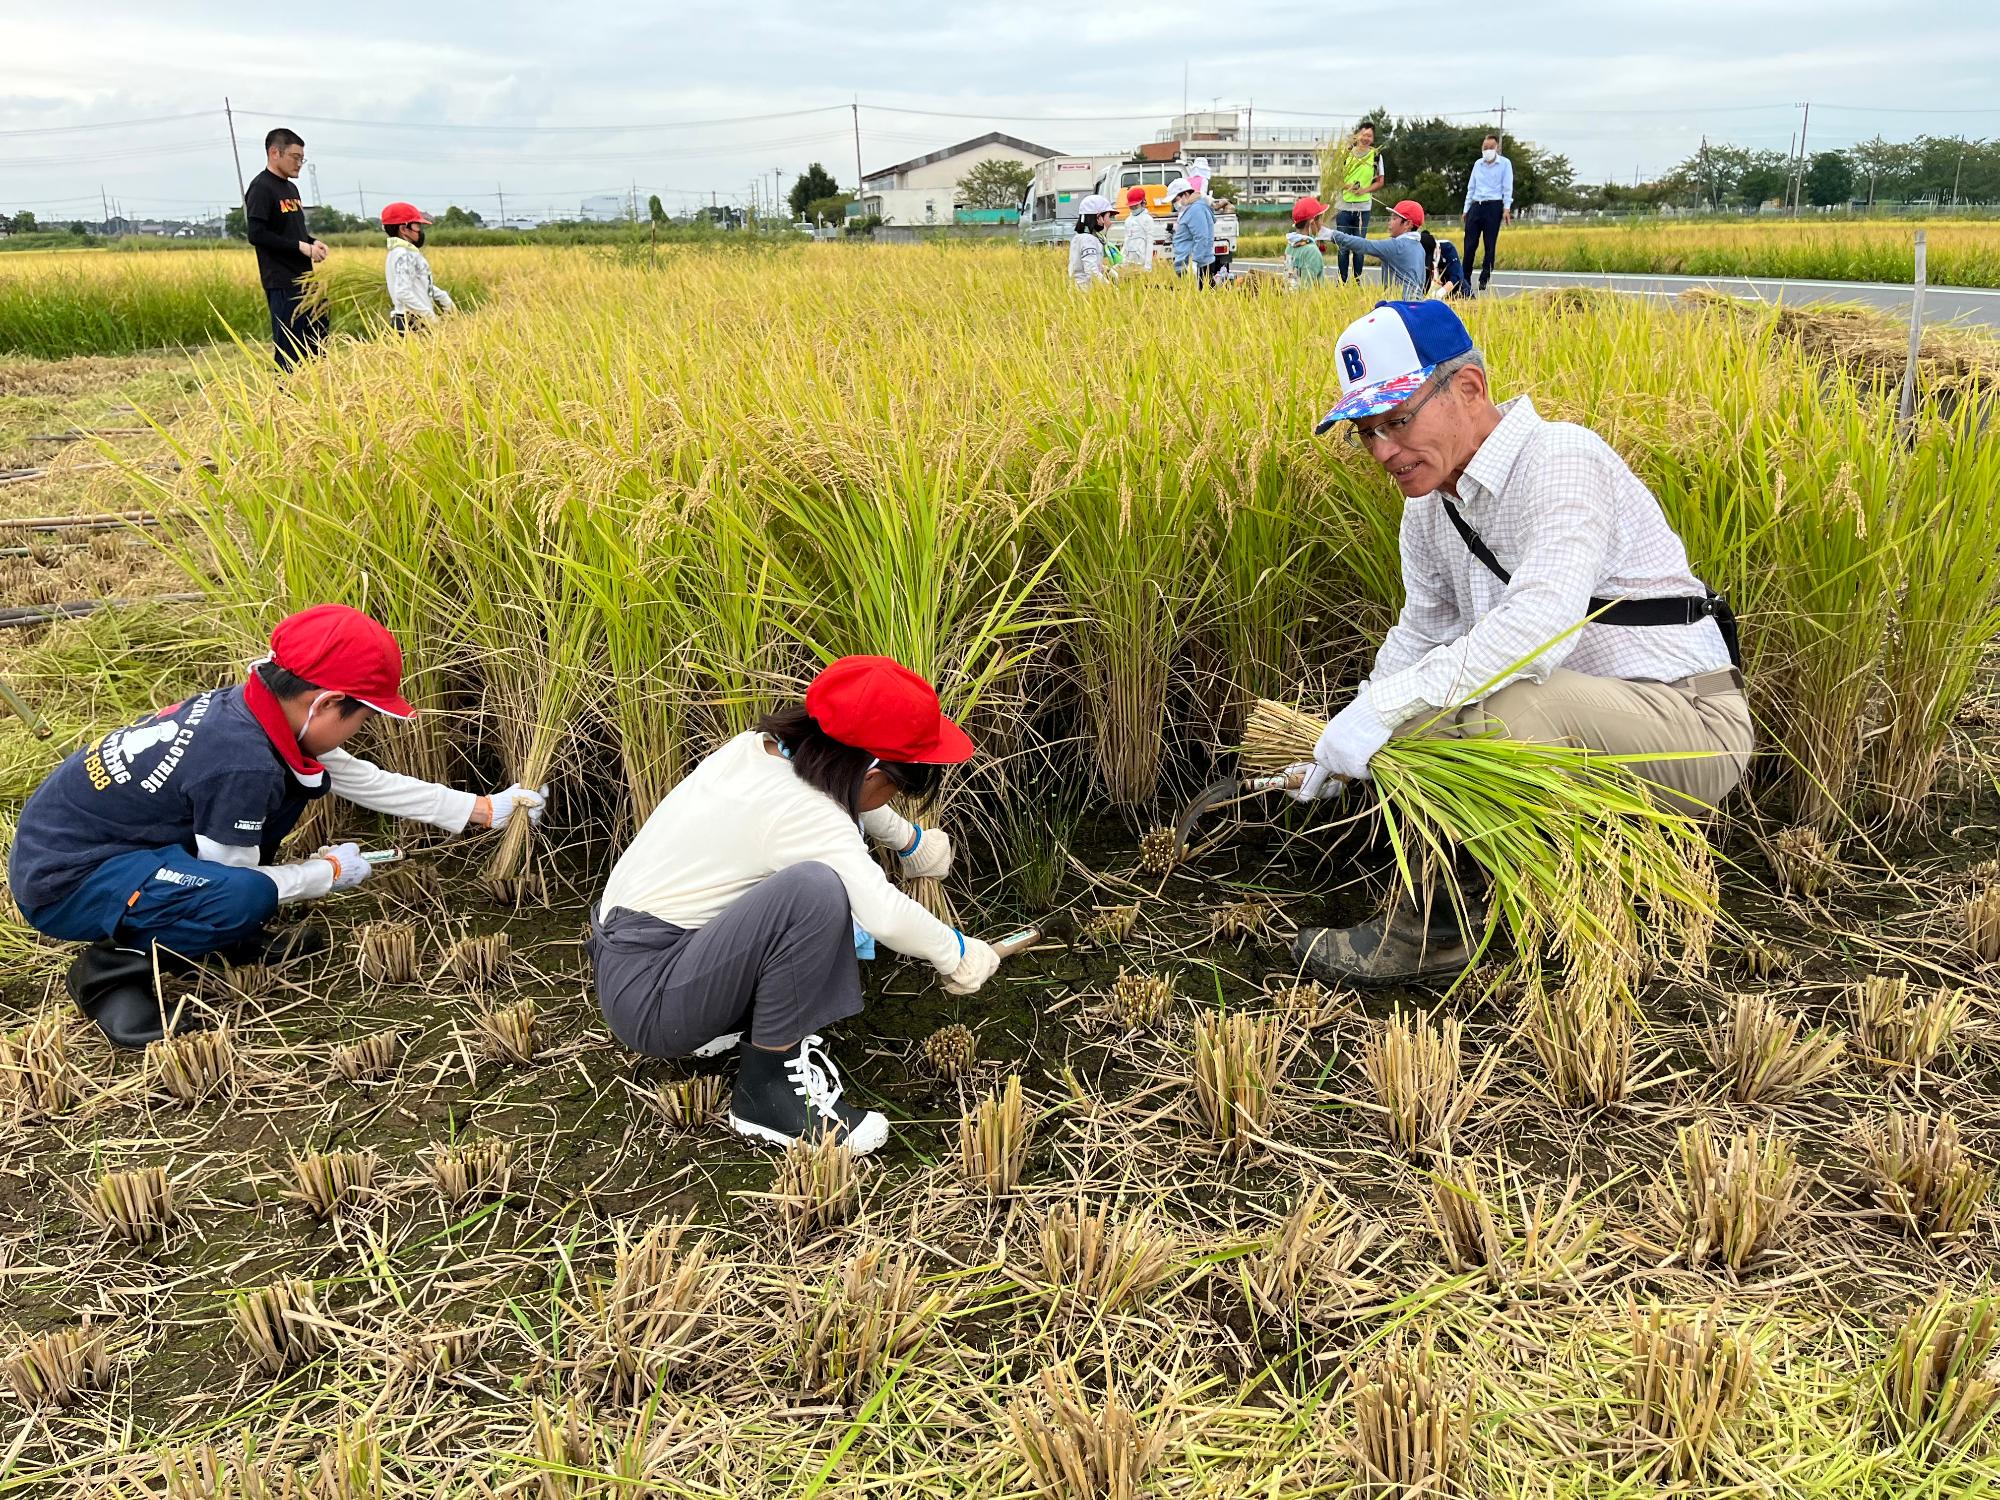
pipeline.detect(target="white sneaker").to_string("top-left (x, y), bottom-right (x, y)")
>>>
top-left (728, 1034), bottom-right (889, 1155)
top-left (690, 1030), bottom-right (742, 1060)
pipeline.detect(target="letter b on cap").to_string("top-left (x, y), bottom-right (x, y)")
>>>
top-left (1339, 344), bottom-right (1367, 384)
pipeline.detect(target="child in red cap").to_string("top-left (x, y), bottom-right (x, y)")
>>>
top-left (591, 655), bottom-right (998, 1155)
top-left (9, 604), bottom-right (540, 1048)
top-left (1288, 197), bottom-right (1328, 285)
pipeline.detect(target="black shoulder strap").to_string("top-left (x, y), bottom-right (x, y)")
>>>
top-left (1440, 496), bottom-right (1511, 583)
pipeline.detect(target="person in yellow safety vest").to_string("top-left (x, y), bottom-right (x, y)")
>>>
top-left (1331, 121), bottom-right (1386, 285)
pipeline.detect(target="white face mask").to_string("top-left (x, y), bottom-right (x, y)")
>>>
top-left (1482, 147), bottom-right (1498, 164)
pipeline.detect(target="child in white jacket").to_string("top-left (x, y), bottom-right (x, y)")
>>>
top-left (380, 202), bottom-right (455, 329)
top-left (1119, 187), bottom-right (1159, 273)
top-left (1068, 194), bottom-right (1117, 289)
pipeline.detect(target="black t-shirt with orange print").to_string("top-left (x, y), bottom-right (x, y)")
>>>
top-left (244, 168), bottom-right (312, 293)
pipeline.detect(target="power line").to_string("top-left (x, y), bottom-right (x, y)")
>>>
top-left (231, 105), bottom-right (851, 135)
top-left (0, 109), bottom-right (216, 138)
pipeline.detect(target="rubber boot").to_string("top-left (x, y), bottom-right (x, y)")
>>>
top-left (728, 1035), bottom-right (888, 1154)
top-left (212, 922), bottom-right (329, 969)
top-left (1291, 892), bottom-right (1483, 988)
top-left (65, 943), bottom-right (201, 1050)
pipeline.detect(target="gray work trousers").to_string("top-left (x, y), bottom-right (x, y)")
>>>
top-left (589, 862), bottom-right (864, 1058)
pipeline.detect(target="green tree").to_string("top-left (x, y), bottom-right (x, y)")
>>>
top-left (67, 220), bottom-right (87, 236)
top-left (1207, 176), bottom-right (1241, 203)
top-left (1805, 151), bottom-right (1854, 207)
top-left (225, 205), bottom-right (247, 239)
top-left (958, 158), bottom-right (1034, 211)
top-left (648, 194), bottom-right (667, 226)
top-left (788, 163), bottom-right (840, 218)
top-left (306, 204), bottom-right (366, 235)
top-left (1735, 150), bottom-right (1791, 207)
top-left (805, 194), bottom-right (853, 224)
top-left (9, 210), bottom-right (36, 234)
top-left (439, 205), bottom-right (484, 228)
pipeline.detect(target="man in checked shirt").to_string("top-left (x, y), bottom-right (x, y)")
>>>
top-left (1288, 300), bottom-right (1752, 986)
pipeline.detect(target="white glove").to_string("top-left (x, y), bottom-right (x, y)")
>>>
top-left (319, 842), bottom-right (372, 892)
top-left (1313, 686), bottom-right (1395, 783)
top-left (896, 825), bottom-right (954, 881)
top-left (486, 784), bottom-right (547, 831)
top-left (1286, 762), bottom-right (1348, 804)
top-left (941, 936), bottom-right (1001, 996)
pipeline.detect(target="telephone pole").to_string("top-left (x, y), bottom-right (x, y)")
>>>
top-left (357, 183), bottom-right (366, 219)
top-left (851, 98), bottom-right (864, 196)
top-left (773, 167), bottom-right (783, 220)
top-left (223, 96), bottom-right (247, 205)
top-left (497, 183), bottom-right (506, 228)
top-left (1789, 102), bottom-right (1810, 211)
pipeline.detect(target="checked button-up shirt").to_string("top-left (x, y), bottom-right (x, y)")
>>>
top-left (1366, 396), bottom-right (1734, 730)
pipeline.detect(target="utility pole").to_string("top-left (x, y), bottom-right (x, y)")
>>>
top-left (357, 183), bottom-right (366, 219)
top-left (308, 163), bottom-right (321, 210)
top-left (851, 98), bottom-right (865, 197)
top-left (1789, 102), bottom-right (1810, 211)
top-left (100, 185), bottom-right (109, 233)
top-left (1952, 139), bottom-right (1966, 206)
top-left (497, 183), bottom-right (506, 228)
top-left (223, 96), bottom-right (247, 205)
top-left (774, 167), bottom-right (783, 221)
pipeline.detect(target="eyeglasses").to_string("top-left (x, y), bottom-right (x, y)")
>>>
top-left (1347, 378), bottom-right (1445, 449)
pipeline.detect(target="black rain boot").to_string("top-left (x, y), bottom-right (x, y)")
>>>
top-left (65, 943), bottom-right (202, 1050)
top-left (213, 922), bottom-right (329, 969)
top-left (1291, 892), bottom-right (1483, 988)
top-left (728, 1034), bottom-right (888, 1155)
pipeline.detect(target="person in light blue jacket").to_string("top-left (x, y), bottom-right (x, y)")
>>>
top-left (1319, 198), bottom-right (1430, 298)
top-left (1167, 178), bottom-right (1216, 287)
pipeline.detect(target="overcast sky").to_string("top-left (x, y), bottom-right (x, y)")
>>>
top-left (6, 1), bottom-right (1997, 222)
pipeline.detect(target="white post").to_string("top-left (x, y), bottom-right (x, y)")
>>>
top-left (1898, 229), bottom-right (1927, 429)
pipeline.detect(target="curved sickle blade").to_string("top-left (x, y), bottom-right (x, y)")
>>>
top-left (1170, 773), bottom-right (1302, 861)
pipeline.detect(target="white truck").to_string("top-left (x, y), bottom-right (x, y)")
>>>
top-left (1020, 155), bottom-right (1186, 246)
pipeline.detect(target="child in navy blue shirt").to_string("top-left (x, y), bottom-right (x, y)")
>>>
top-left (10, 604), bottom-right (543, 1047)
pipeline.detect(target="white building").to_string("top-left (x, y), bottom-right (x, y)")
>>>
top-left (854, 132), bottom-right (1060, 226)
top-left (1149, 111), bottom-right (1335, 204)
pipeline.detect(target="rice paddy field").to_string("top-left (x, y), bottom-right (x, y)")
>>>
top-left (1, 243), bottom-right (1999, 1496)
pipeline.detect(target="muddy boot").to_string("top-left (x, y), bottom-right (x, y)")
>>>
top-left (213, 922), bottom-right (329, 969)
top-left (1291, 895), bottom-right (1480, 988)
top-left (65, 943), bottom-right (201, 1050)
top-left (729, 1034), bottom-right (888, 1155)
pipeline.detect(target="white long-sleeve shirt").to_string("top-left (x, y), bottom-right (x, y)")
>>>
top-left (385, 238), bottom-right (454, 322)
top-left (1068, 232), bottom-right (1112, 288)
top-left (198, 748), bottom-right (478, 902)
top-left (1121, 209), bottom-right (1159, 271)
top-left (599, 733), bottom-right (962, 973)
top-left (1367, 396), bottom-right (1732, 730)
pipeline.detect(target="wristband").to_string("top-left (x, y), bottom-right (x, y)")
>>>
top-left (953, 928), bottom-right (965, 961)
top-left (897, 826), bottom-right (923, 859)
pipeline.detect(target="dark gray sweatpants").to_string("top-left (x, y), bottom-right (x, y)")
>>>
top-left (588, 861), bottom-right (865, 1058)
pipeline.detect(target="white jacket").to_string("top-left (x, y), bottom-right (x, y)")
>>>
top-left (1121, 208), bottom-right (1160, 271)
top-left (1068, 232), bottom-right (1112, 288)
top-left (385, 238), bottom-right (455, 322)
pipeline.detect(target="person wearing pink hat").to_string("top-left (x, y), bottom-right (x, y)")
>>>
top-left (381, 202), bottom-right (455, 331)
top-left (590, 656), bottom-right (999, 1155)
top-left (9, 604), bottom-right (539, 1048)
top-left (1319, 198), bottom-right (1431, 297)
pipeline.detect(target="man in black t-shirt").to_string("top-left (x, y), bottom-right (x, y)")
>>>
top-left (244, 127), bottom-right (330, 370)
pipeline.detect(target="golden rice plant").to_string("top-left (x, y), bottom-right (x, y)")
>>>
top-left (1190, 1010), bottom-right (1283, 1153)
top-left (1879, 1287), bottom-right (2000, 1456)
top-left (1209, 900), bottom-right (1271, 941)
top-left (1422, 1155), bottom-right (1600, 1296)
top-left (1657, 1120), bottom-right (1804, 1270)
top-left (145, 1026), bottom-right (238, 1105)
top-left (77, 1165), bottom-right (174, 1243)
top-left (0, 1011), bottom-right (82, 1120)
top-left (958, 1074), bottom-right (1034, 1200)
top-left (312, 1417), bottom-right (381, 1500)
top-left (645, 1073), bottom-right (727, 1131)
top-left (920, 1023), bottom-right (977, 1081)
top-left (1360, 1009), bottom-right (1497, 1161)
top-left (1732, 934), bottom-right (1794, 981)
top-left (1702, 990), bottom-right (1846, 1104)
top-left (428, 1138), bottom-right (518, 1205)
top-left (1038, 1200), bottom-right (1179, 1314)
top-left (4, 1323), bottom-right (110, 1407)
top-left (230, 1277), bottom-right (327, 1374)
top-left (1080, 905), bottom-right (1139, 948)
top-left (590, 1217), bottom-right (731, 1398)
top-left (284, 1148), bottom-right (379, 1219)
top-left (792, 1243), bottom-right (949, 1405)
top-left (383, 1323), bottom-right (481, 1384)
top-left (1853, 975), bottom-right (1968, 1071)
top-left (211, 959), bottom-right (271, 1001)
top-left (328, 1028), bottom-right (405, 1084)
top-left (1624, 1300), bottom-right (1764, 1479)
top-left (528, 1395), bottom-right (597, 1492)
top-left (1859, 1111), bottom-right (1994, 1239)
top-left (1008, 1362), bottom-right (1178, 1500)
top-left (1134, 827), bottom-right (1179, 876)
top-left (1240, 1184), bottom-right (1386, 1322)
top-left (355, 919), bottom-right (420, 984)
top-left (1521, 973), bottom-right (1632, 1108)
top-left (470, 998), bottom-right (539, 1066)
top-left (1269, 979), bottom-right (1352, 1032)
top-left (774, 1135), bottom-right (860, 1235)
top-left (1966, 885), bottom-right (2000, 965)
top-left (1350, 1332), bottom-right (1475, 1498)
top-left (445, 931), bottom-right (513, 987)
top-left (1768, 823), bottom-right (1845, 897)
top-left (1105, 970), bottom-right (1176, 1031)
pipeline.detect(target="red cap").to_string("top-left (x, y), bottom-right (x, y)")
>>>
top-left (1292, 195), bottom-right (1326, 223)
top-left (1125, 186), bottom-right (1147, 207)
top-left (803, 656), bottom-right (974, 765)
top-left (1390, 199), bottom-right (1425, 228)
top-left (269, 604), bottom-right (416, 718)
top-left (381, 201), bottom-right (433, 228)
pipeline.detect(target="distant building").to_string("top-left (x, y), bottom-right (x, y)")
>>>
top-left (1149, 111), bottom-right (1334, 204)
top-left (853, 132), bottom-right (1059, 227)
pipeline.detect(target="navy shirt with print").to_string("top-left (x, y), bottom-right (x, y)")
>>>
top-left (8, 685), bottom-right (321, 915)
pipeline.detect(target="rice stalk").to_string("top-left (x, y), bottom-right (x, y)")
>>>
top-left (284, 1149), bottom-right (379, 1220)
top-left (1189, 1010), bottom-right (1283, 1153)
top-left (1623, 1300), bottom-right (1764, 1479)
top-left (145, 1026), bottom-right (238, 1105)
top-left (445, 932), bottom-right (513, 988)
top-left (230, 1277), bottom-right (327, 1375)
top-left (1105, 970), bottom-right (1176, 1032)
top-left (1657, 1120), bottom-right (1803, 1270)
top-left (1359, 1009), bottom-right (1497, 1161)
top-left (1239, 1183), bottom-right (1385, 1322)
top-left (1879, 1286), bottom-right (2000, 1456)
top-left (792, 1243), bottom-right (949, 1405)
top-left (1350, 1332), bottom-right (1475, 1497)
top-left (1853, 975), bottom-right (1968, 1071)
top-left (3, 1323), bottom-right (110, 1407)
top-left (1859, 1110), bottom-right (1994, 1239)
top-left (1963, 885), bottom-right (2000, 965)
top-left (1768, 823), bottom-right (1845, 897)
top-left (1702, 990), bottom-right (1846, 1104)
top-left (469, 998), bottom-right (539, 1067)
top-left (589, 1217), bottom-right (731, 1399)
top-left (328, 1029), bottom-right (405, 1085)
top-left (0, 1011), bottom-right (82, 1120)
top-left (958, 1074), bottom-right (1033, 1200)
top-left (355, 920), bottom-right (420, 985)
top-left (1521, 971), bottom-right (1633, 1108)
top-left (1422, 1154), bottom-right (1600, 1296)
top-left (1038, 1199), bottom-right (1179, 1314)
top-left (644, 1073), bottom-right (727, 1131)
top-left (920, 1023), bottom-right (977, 1082)
top-left (1007, 1361), bottom-right (1178, 1500)
top-left (427, 1138), bottom-right (518, 1205)
top-left (773, 1135), bottom-right (860, 1235)
top-left (76, 1165), bottom-right (174, 1243)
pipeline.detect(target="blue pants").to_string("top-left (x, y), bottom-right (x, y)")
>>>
top-left (24, 846), bottom-right (279, 959)
top-left (1334, 209), bottom-right (1370, 283)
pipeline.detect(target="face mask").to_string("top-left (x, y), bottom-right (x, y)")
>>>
top-left (412, 228), bottom-right (427, 248)
top-left (1482, 148), bottom-right (1498, 164)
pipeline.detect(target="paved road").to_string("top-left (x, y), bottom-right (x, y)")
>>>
top-left (1234, 260), bottom-right (1998, 329)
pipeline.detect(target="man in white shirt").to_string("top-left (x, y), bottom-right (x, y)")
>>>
top-left (1461, 135), bottom-right (1513, 293)
top-left (1289, 300), bottom-right (1751, 985)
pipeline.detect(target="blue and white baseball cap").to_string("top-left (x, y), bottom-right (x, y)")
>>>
top-left (1314, 300), bottom-right (1476, 435)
